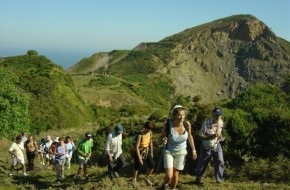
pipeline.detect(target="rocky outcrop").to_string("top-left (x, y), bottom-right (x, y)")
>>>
top-left (157, 15), bottom-right (290, 102)
top-left (68, 14), bottom-right (290, 103)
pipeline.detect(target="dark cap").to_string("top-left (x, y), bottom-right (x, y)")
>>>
top-left (212, 107), bottom-right (222, 116)
top-left (85, 132), bottom-right (92, 139)
top-left (114, 124), bottom-right (123, 133)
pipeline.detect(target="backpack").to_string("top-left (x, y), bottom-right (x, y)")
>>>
top-left (132, 130), bottom-right (143, 145)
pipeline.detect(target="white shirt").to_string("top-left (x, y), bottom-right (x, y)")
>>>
top-left (9, 142), bottom-right (25, 159)
top-left (105, 131), bottom-right (123, 159)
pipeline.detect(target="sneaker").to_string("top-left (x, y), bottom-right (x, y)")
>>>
top-left (8, 173), bottom-right (13, 177)
top-left (23, 173), bottom-right (28, 176)
top-left (132, 179), bottom-right (137, 186)
top-left (145, 178), bottom-right (153, 186)
top-left (113, 171), bottom-right (119, 178)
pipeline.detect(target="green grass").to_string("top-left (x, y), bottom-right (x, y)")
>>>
top-left (1, 161), bottom-right (289, 190)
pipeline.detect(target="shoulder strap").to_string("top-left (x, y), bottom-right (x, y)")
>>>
top-left (165, 119), bottom-right (171, 138)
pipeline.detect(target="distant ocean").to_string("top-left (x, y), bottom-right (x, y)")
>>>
top-left (0, 48), bottom-right (96, 70)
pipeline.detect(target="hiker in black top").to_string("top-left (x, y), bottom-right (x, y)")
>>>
top-left (25, 135), bottom-right (38, 171)
top-left (132, 121), bottom-right (155, 186)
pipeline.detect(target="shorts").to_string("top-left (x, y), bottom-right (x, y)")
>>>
top-left (11, 156), bottom-right (25, 166)
top-left (55, 159), bottom-right (65, 166)
top-left (163, 149), bottom-right (187, 171)
top-left (78, 158), bottom-right (88, 168)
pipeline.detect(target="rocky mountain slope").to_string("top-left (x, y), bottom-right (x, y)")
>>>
top-left (68, 14), bottom-right (290, 103)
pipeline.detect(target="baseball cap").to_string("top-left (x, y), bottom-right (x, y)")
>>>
top-left (212, 107), bottom-right (222, 116)
top-left (85, 132), bottom-right (92, 138)
top-left (114, 124), bottom-right (123, 133)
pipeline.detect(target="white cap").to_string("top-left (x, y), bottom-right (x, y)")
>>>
top-left (171, 105), bottom-right (185, 113)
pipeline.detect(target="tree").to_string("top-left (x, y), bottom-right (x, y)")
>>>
top-left (27, 50), bottom-right (38, 56)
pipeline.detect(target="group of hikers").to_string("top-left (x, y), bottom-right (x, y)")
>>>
top-left (8, 105), bottom-right (225, 190)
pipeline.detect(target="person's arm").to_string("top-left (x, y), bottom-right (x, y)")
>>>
top-left (160, 124), bottom-right (167, 145)
top-left (65, 146), bottom-right (68, 154)
top-left (77, 142), bottom-right (87, 157)
top-left (8, 144), bottom-right (15, 157)
top-left (198, 121), bottom-right (217, 140)
top-left (150, 132), bottom-right (154, 158)
top-left (34, 141), bottom-right (38, 154)
top-left (105, 134), bottom-right (113, 161)
top-left (186, 121), bottom-right (197, 159)
top-left (135, 135), bottom-right (143, 165)
top-left (77, 147), bottom-right (86, 157)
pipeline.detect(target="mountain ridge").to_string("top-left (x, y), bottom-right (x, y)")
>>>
top-left (67, 14), bottom-right (290, 104)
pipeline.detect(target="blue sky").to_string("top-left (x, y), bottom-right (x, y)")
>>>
top-left (0, 0), bottom-right (289, 69)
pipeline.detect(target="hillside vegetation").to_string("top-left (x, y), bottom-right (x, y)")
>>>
top-left (0, 50), bottom-right (94, 138)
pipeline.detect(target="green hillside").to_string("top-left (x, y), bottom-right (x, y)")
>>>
top-left (0, 50), bottom-right (94, 137)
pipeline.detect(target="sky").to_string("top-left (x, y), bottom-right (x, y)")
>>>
top-left (0, 0), bottom-right (289, 70)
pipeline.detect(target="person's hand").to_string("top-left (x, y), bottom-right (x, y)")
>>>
top-left (109, 156), bottom-right (113, 162)
top-left (162, 137), bottom-right (168, 145)
top-left (212, 123), bottom-right (219, 128)
top-left (192, 151), bottom-right (197, 160)
top-left (139, 159), bottom-right (144, 166)
top-left (87, 153), bottom-right (91, 158)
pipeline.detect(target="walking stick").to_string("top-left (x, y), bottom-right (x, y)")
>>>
top-left (16, 162), bottom-right (19, 176)
top-left (155, 144), bottom-right (165, 174)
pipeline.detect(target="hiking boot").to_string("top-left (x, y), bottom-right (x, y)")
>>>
top-left (160, 184), bottom-right (168, 190)
top-left (85, 176), bottom-right (91, 182)
top-left (145, 178), bottom-right (153, 186)
top-left (195, 177), bottom-right (203, 185)
top-left (113, 171), bottom-right (119, 178)
top-left (109, 172), bottom-right (115, 179)
top-left (217, 179), bottom-right (224, 183)
top-left (75, 175), bottom-right (81, 181)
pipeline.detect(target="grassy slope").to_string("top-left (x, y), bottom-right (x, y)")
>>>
top-left (0, 134), bottom-right (289, 190)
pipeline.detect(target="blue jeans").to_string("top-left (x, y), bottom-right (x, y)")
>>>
top-left (195, 143), bottom-right (224, 182)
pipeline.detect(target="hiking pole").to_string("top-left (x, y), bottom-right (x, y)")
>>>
top-left (155, 143), bottom-right (165, 174)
